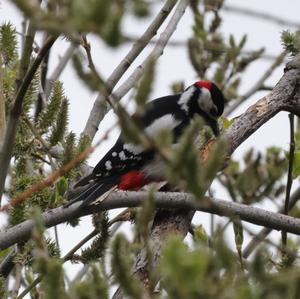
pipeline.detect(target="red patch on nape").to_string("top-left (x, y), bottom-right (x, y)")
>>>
top-left (195, 80), bottom-right (212, 90)
top-left (118, 171), bottom-right (149, 190)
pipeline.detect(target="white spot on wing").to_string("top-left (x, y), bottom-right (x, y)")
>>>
top-left (178, 86), bottom-right (195, 113)
top-left (112, 152), bottom-right (117, 157)
top-left (119, 151), bottom-right (126, 160)
top-left (145, 114), bottom-right (180, 137)
top-left (123, 143), bottom-right (143, 154)
top-left (105, 160), bottom-right (112, 170)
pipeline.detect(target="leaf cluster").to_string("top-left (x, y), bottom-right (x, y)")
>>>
top-left (188, 1), bottom-right (264, 100)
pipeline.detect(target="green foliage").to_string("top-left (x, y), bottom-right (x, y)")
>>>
top-left (135, 188), bottom-right (155, 243)
top-left (72, 51), bottom-right (102, 92)
top-left (0, 276), bottom-right (7, 298)
top-left (220, 147), bottom-right (287, 204)
top-left (69, 264), bottom-right (108, 299)
top-left (38, 81), bottom-right (64, 132)
top-left (166, 119), bottom-right (207, 197)
top-left (161, 236), bottom-right (238, 299)
top-left (132, 0), bottom-right (150, 18)
top-left (8, 175), bottom-right (52, 226)
top-left (80, 213), bottom-right (109, 262)
top-left (0, 22), bottom-right (17, 66)
top-left (37, 258), bottom-right (68, 299)
top-left (160, 234), bottom-right (300, 299)
top-left (188, 3), bottom-right (263, 100)
top-left (292, 120), bottom-right (300, 178)
top-left (135, 59), bottom-right (156, 110)
top-left (101, 2), bottom-right (125, 47)
top-left (61, 132), bottom-right (76, 178)
top-left (48, 96), bottom-right (69, 146)
top-left (233, 220), bottom-right (244, 260)
top-left (111, 234), bottom-right (144, 299)
top-left (281, 30), bottom-right (300, 55)
top-left (166, 119), bottom-right (225, 198)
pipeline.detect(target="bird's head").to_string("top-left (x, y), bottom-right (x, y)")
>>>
top-left (194, 80), bottom-right (225, 119)
top-left (179, 80), bottom-right (225, 136)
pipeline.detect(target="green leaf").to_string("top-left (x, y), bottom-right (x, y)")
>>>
top-left (220, 116), bottom-right (233, 129)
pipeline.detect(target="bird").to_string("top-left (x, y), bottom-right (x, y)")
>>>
top-left (65, 80), bottom-right (225, 207)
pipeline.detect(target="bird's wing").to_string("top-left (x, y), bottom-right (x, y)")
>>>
top-left (65, 175), bottom-right (118, 207)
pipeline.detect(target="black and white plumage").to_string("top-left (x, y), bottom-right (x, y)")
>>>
top-left (66, 80), bottom-right (225, 207)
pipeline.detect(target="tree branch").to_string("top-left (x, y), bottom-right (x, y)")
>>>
top-left (3, 191), bottom-right (300, 251)
top-left (83, 0), bottom-right (177, 139)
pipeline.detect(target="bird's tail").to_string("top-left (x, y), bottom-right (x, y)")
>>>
top-left (64, 176), bottom-right (118, 208)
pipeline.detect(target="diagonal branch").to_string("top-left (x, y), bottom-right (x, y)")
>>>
top-left (83, 0), bottom-right (177, 139)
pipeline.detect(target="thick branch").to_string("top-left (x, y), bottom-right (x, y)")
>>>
top-left (2, 191), bottom-right (300, 250)
top-left (225, 56), bottom-right (300, 154)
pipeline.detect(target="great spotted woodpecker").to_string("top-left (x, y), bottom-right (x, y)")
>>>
top-left (66, 80), bottom-right (225, 207)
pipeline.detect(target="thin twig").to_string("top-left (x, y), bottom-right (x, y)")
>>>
top-left (11, 263), bottom-right (22, 299)
top-left (225, 51), bottom-right (287, 116)
top-left (112, 0), bottom-right (189, 110)
top-left (123, 35), bottom-right (287, 62)
top-left (0, 54), bottom-right (5, 148)
top-left (282, 113), bottom-right (295, 250)
top-left (45, 43), bottom-right (77, 97)
top-left (22, 115), bottom-right (56, 170)
top-left (223, 4), bottom-right (300, 28)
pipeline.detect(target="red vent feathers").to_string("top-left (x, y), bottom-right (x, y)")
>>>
top-left (118, 171), bottom-right (148, 190)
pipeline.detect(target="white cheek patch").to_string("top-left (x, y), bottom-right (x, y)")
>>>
top-left (178, 86), bottom-right (195, 113)
top-left (145, 114), bottom-right (180, 137)
top-left (198, 88), bottom-right (216, 116)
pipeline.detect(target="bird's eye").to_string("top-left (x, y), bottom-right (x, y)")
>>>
top-left (210, 107), bottom-right (218, 117)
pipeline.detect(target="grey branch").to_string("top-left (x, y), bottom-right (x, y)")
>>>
top-left (3, 191), bottom-right (300, 251)
top-left (223, 4), bottom-right (300, 28)
top-left (83, 0), bottom-right (177, 139)
top-left (112, 0), bottom-right (189, 102)
top-left (243, 185), bottom-right (300, 258)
